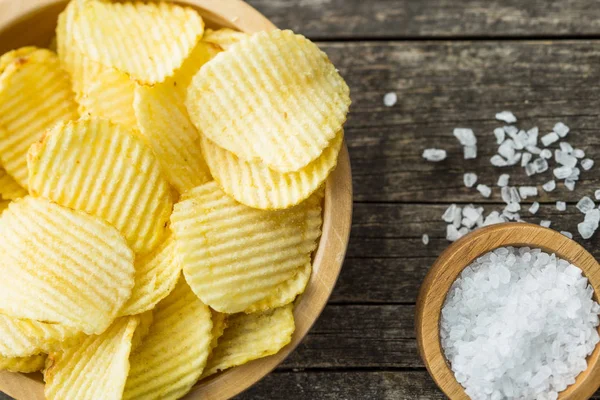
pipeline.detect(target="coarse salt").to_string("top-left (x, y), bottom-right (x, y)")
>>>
top-left (497, 174), bottom-right (510, 187)
top-left (423, 148), bottom-right (447, 162)
top-left (553, 122), bottom-right (570, 137)
top-left (541, 132), bottom-right (560, 147)
top-left (383, 92), bottom-right (397, 107)
top-left (556, 201), bottom-right (567, 211)
top-left (496, 111), bottom-right (517, 124)
top-left (477, 184), bottom-right (492, 198)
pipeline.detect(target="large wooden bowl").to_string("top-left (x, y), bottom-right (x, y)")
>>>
top-left (0, 1), bottom-right (353, 399)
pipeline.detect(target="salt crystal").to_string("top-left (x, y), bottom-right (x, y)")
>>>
top-left (595, 190), bottom-right (600, 201)
top-left (504, 125), bottom-right (519, 137)
top-left (527, 145), bottom-right (542, 155)
top-left (463, 205), bottom-right (481, 222)
top-left (540, 220), bottom-right (552, 228)
top-left (505, 202), bottom-right (521, 213)
top-left (506, 152), bottom-right (522, 166)
top-left (463, 145), bottom-right (477, 160)
top-left (541, 132), bottom-right (560, 147)
top-left (498, 140), bottom-right (516, 160)
top-left (422, 148), bottom-right (447, 162)
top-left (576, 196), bottom-right (595, 214)
top-left (490, 155), bottom-right (508, 167)
top-left (578, 209), bottom-right (600, 239)
top-left (527, 127), bottom-right (539, 146)
top-left (554, 166), bottom-right (573, 179)
top-left (383, 92), bottom-right (397, 107)
top-left (573, 149), bottom-right (585, 159)
top-left (568, 167), bottom-right (581, 181)
top-left (553, 122), bottom-right (570, 137)
top-left (446, 225), bottom-right (461, 242)
top-left (483, 211), bottom-right (506, 226)
top-left (518, 186), bottom-right (538, 199)
top-left (529, 202), bottom-right (540, 215)
top-left (581, 159), bottom-right (594, 171)
top-left (453, 128), bottom-right (477, 146)
top-left (561, 231), bottom-right (574, 239)
top-left (560, 142), bottom-right (574, 153)
top-left (521, 152), bottom-right (532, 167)
top-left (540, 149), bottom-right (553, 159)
top-left (532, 158), bottom-right (549, 173)
top-left (565, 179), bottom-right (576, 191)
top-left (453, 207), bottom-right (462, 228)
top-left (497, 174), bottom-right (510, 187)
top-left (556, 201), bottom-right (567, 211)
top-left (477, 184), bottom-right (492, 198)
top-left (542, 180), bottom-right (556, 192)
top-left (463, 173), bottom-right (478, 188)
top-left (514, 131), bottom-right (528, 150)
top-left (493, 128), bottom-right (505, 144)
top-left (496, 111), bottom-right (517, 124)
top-left (422, 234), bottom-right (429, 245)
top-left (555, 150), bottom-right (578, 168)
top-left (442, 204), bottom-right (458, 222)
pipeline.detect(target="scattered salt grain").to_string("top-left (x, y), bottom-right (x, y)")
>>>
top-left (527, 127), bottom-right (539, 145)
top-left (533, 158), bottom-right (549, 174)
top-left (490, 155), bottom-right (508, 167)
top-left (520, 152), bottom-right (532, 167)
top-left (576, 196), bottom-right (595, 214)
top-left (556, 201), bottom-right (567, 211)
top-left (446, 225), bottom-right (461, 242)
top-left (561, 231), bottom-right (574, 239)
top-left (555, 151), bottom-right (578, 168)
top-left (595, 190), bottom-right (600, 201)
top-left (463, 173), bottom-right (478, 188)
top-left (453, 128), bottom-right (477, 146)
top-left (553, 122), bottom-right (570, 137)
top-left (540, 220), bottom-right (552, 228)
top-left (565, 179), bottom-right (576, 191)
top-left (560, 142), bottom-right (574, 153)
top-left (542, 180), bottom-right (556, 192)
top-left (498, 140), bottom-right (516, 160)
top-left (504, 125), bottom-right (519, 137)
top-left (497, 174), bottom-right (510, 187)
top-left (423, 148), bottom-right (447, 162)
top-left (442, 204), bottom-right (458, 222)
top-left (383, 92), bottom-right (397, 107)
top-left (422, 234), bottom-right (429, 245)
top-left (553, 166), bottom-right (573, 179)
top-left (529, 202), bottom-right (540, 215)
top-left (581, 159), bottom-right (594, 171)
top-left (504, 202), bottom-right (521, 213)
top-left (464, 145), bottom-right (477, 160)
top-left (540, 149), bottom-right (553, 159)
top-left (493, 128), bottom-right (505, 145)
top-left (477, 184), bottom-right (492, 198)
top-left (496, 111), bottom-right (517, 124)
top-left (518, 186), bottom-right (538, 199)
top-left (578, 209), bottom-right (600, 239)
top-left (573, 149), bottom-right (585, 159)
top-left (441, 247), bottom-right (600, 400)
top-left (541, 132), bottom-right (560, 147)
top-left (527, 145), bottom-right (542, 155)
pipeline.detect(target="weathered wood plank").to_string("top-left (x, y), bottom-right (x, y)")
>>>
top-left (247, 0), bottom-right (600, 40)
top-left (316, 41), bottom-right (600, 203)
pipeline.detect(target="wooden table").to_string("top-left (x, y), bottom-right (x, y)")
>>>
top-left (5, 1), bottom-right (600, 399)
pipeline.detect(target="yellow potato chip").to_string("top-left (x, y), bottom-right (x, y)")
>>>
top-left (123, 278), bottom-right (212, 400)
top-left (0, 167), bottom-right (27, 200)
top-left (186, 29), bottom-right (350, 173)
top-left (201, 131), bottom-right (342, 209)
top-left (245, 262), bottom-right (312, 314)
top-left (119, 234), bottom-right (181, 316)
top-left (0, 48), bottom-right (78, 188)
top-left (0, 314), bottom-right (82, 358)
top-left (202, 28), bottom-right (249, 50)
top-left (202, 305), bottom-right (295, 378)
top-left (131, 311), bottom-right (153, 352)
top-left (0, 197), bottom-right (135, 334)
top-left (45, 316), bottom-right (140, 400)
top-left (28, 118), bottom-right (173, 255)
top-left (170, 181), bottom-right (323, 313)
top-left (0, 200), bottom-right (9, 214)
top-left (0, 46), bottom-right (37, 76)
top-left (210, 310), bottom-right (227, 352)
top-left (0, 354), bottom-right (46, 373)
top-left (72, 0), bottom-right (205, 84)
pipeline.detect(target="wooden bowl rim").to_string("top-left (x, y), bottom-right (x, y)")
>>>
top-left (0, 1), bottom-right (354, 399)
top-left (415, 222), bottom-right (600, 400)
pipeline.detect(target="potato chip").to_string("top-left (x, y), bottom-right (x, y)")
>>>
top-left (0, 167), bottom-right (27, 200)
top-left (186, 29), bottom-right (350, 173)
top-left (210, 310), bottom-right (227, 352)
top-left (0, 197), bottom-right (135, 334)
top-left (0, 200), bottom-right (9, 214)
top-left (201, 131), bottom-right (342, 209)
top-left (0, 46), bottom-right (37, 76)
top-left (202, 305), bottom-right (295, 378)
top-left (245, 262), bottom-right (312, 314)
top-left (202, 28), bottom-right (249, 50)
top-left (0, 354), bottom-right (46, 373)
top-left (28, 118), bottom-right (173, 255)
top-left (131, 311), bottom-right (153, 352)
top-left (0, 315), bottom-right (82, 358)
top-left (45, 316), bottom-right (140, 400)
top-left (0, 48), bottom-right (78, 188)
top-left (123, 278), bottom-right (212, 400)
top-left (119, 234), bottom-right (181, 316)
top-left (72, 0), bottom-right (204, 84)
top-left (170, 181), bottom-right (322, 313)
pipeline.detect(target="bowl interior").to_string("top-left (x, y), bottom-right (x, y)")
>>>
top-left (416, 222), bottom-right (600, 400)
top-left (0, 1), bottom-right (353, 399)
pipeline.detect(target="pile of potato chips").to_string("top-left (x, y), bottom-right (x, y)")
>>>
top-left (0, 0), bottom-right (350, 398)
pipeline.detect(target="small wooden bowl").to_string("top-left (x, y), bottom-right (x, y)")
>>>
top-left (0, 1), bottom-right (353, 399)
top-left (416, 222), bottom-right (600, 400)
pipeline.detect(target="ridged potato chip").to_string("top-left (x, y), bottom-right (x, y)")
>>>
top-left (0, 197), bottom-right (135, 334)
top-left (131, 311), bottom-right (153, 352)
top-left (0, 354), bottom-right (46, 373)
top-left (202, 28), bottom-right (249, 50)
top-left (245, 262), bottom-right (312, 314)
top-left (0, 167), bottom-right (27, 200)
top-left (0, 46), bottom-right (37, 75)
top-left (119, 234), bottom-right (181, 316)
top-left (0, 315), bottom-right (82, 358)
top-left (72, 0), bottom-right (204, 84)
top-left (0, 48), bottom-right (78, 188)
top-left (202, 305), bottom-right (295, 378)
top-left (210, 310), bottom-right (227, 351)
top-left (123, 278), bottom-right (212, 400)
top-left (171, 181), bottom-right (322, 313)
top-left (186, 29), bottom-right (350, 173)
top-left (28, 118), bottom-right (173, 255)
top-left (45, 316), bottom-right (140, 400)
top-left (0, 200), bottom-right (9, 214)
top-left (201, 131), bottom-right (342, 209)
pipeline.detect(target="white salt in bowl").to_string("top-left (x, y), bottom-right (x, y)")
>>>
top-left (415, 222), bottom-right (600, 400)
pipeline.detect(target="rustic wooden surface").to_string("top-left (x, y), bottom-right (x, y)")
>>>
top-left (5, 1), bottom-right (600, 399)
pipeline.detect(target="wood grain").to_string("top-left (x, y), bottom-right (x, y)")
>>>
top-left (246, 0), bottom-right (600, 39)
